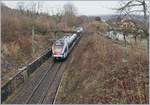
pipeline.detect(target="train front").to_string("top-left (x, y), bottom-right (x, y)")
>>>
top-left (52, 40), bottom-right (67, 60)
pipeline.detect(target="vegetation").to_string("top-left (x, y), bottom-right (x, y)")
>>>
top-left (55, 32), bottom-right (148, 104)
top-left (117, 0), bottom-right (149, 50)
top-left (1, 1), bottom-right (148, 104)
top-left (1, 2), bottom-right (82, 84)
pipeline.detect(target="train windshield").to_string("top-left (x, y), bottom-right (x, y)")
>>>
top-left (55, 45), bottom-right (63, 50)
top-left (53, 41), bottom-right (64, 52)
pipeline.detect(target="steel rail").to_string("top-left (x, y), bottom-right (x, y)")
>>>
top-left (25, 63), bottom-right (62, 104)
top-left (25, 63), bottom-right (55, 103)
top-left (52, 34), bottom-right (82, 104)
top-left (39, 63), bottom-right (62, 103)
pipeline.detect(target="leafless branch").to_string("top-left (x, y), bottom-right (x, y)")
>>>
top-left (128, 3), bottom-right (143, 7)
top-left (117, 1), bottom-right (133, 11)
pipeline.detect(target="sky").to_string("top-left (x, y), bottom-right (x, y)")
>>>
top-left (2, 0), bottom-right (146, 16)
top-left (2, 1), bottom-right (122, 15)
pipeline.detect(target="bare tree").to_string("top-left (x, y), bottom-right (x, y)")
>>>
top-left (51, 7), bottom-right (64, 25)
top-left (26, 1), bottom-right (43, 16)
top-left (56, 7), bottom-right (64, 23)
top-left (117, 0), bottom-right (149, 51)
top-left (17, 2), bottom-right (25, 14)
top-left (63, 3), bottom-right (77, 27)
top-left (25, 1), bottom-right (43, 53)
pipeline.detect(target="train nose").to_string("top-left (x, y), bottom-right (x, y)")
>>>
top-left (52, 47), bottom-right (64, 56)
top-left (53, 49), bottom-right (63, 54)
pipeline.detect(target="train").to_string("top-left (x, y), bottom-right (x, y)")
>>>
top-left (75, 27), bottom-right (84, 33)
top-left (52, 33), bottom-right (77, 60)
top-left (51, 27), bottom-right (83, 60)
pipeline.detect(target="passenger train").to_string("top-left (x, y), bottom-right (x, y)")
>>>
top-left (52, 27), bottom-right (83, 60)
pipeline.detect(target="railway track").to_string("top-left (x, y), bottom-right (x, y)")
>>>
top-left (42, 61), bottom-right (66, 104)
top-left (6, 61), bottom-right (62, 104)
top-left (26, 62), bottom-right (62, 104)
top-left (5, 60), bottom-right (52, 104)
top-left (43, 34), bottom-right (83, 104)
top-left (41, 34), bottom-right (82, 104)
top-left (5, 33), bottom-right (82, 104)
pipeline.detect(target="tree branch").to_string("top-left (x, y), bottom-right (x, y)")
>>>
top-left (117, 0), bottom-right (133, 11)
top-left (128, 3), bottom-right (143, 7)
top-left (136, 0), bottom-right (143, 3)
top-left (128, 9), bottom-right (143, 13)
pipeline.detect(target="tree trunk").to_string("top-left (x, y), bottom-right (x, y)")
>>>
top-left (147, 34), bottom-right (149, 54)
top-left (123, 33), bottom-right (127, 47)
top-left (134, 36), bottom-right (137, 45)
top-left (32, 26), bottom-right (35, 53)
top-left (142, 0), bottom-right (148, 54)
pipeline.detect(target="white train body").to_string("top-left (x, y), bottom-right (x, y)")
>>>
top-left (52, 33), bottom-right (77, 60)
top-left (52, 27), bottom-right (83, 60)
top-left (75, 27), bottom-right (84, 33)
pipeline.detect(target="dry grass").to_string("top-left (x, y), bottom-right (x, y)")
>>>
top-left (55, 34), bottom-right (148, 104)
top-left (1, 5), bottom-right (56, 84)
top-left (83, 21), bottom-right (109, 34)
top-left (1, 34), bottom-right (53, 84)
top-left (1, 4), bottom-right (148, 103)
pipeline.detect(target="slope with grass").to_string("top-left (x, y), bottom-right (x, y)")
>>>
top-left (55, 33), bottom-right (148, 104)
top-left (1, 4), bottom-right (55, 84)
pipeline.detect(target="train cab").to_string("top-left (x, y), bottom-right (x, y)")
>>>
top-left (52, 39), bottom-right (69, 60)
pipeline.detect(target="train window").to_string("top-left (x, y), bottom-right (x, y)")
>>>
top-left (54, 45), bottom-right (63, 52)
top-left (55, 40), bottom-right (64, 45)
top-left (64, 47), bottom-right (67, 53)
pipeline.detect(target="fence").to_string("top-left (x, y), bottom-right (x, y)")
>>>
top-left (1, 49), bottom-right (52, 103)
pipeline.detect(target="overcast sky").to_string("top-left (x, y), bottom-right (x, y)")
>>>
top-left (2, 1), bottom-right (146, 16)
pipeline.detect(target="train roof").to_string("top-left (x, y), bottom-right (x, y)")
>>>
top-left (54, 33), bottom-right (76, 45)
top-left (55, 39), bottom-right (64, 45)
